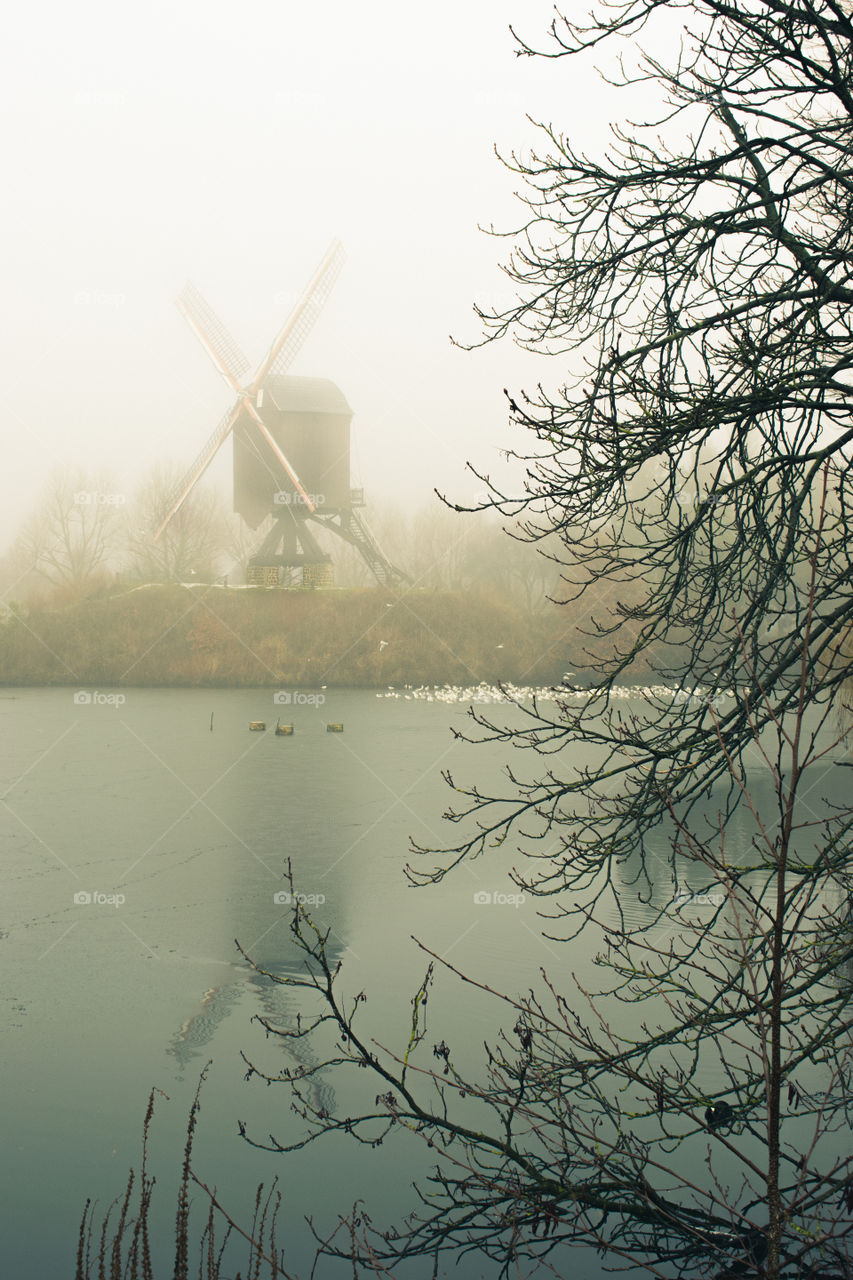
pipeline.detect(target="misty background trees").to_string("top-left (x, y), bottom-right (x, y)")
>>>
top-left (124, 465), bottom-right (230, 585)
top-left (0, 466), bottom-right (567, 619)
top-left (14, 468), bottom-right (122, 598)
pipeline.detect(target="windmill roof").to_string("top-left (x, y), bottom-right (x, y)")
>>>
top-left (262, 375), bottom-right (352, 416)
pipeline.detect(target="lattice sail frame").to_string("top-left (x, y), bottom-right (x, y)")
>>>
top-left (154, 240), bottom-right (346, 541)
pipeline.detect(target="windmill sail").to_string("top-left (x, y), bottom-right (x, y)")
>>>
top-left (153, 402), bottom-right (242, 540)
top-left (252, 240), bottom-right (346, 388)
top-left (176, 282), bottom-right (251, 388)
top-left (241, 399), bottom-right (316, 512)
top-left (158, 245), bottom-right (345, 540)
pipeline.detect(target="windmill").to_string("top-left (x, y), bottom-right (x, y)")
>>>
top-left (155, 241), bottom-right (407, 588)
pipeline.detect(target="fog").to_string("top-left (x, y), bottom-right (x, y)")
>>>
top-left (0, 0), bottom-right (631, 555)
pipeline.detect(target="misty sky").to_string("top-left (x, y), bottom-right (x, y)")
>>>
top-left (0, 0), bottom-right (627, 552)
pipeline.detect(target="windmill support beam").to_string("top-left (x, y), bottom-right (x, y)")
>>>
top-left (249, 509), bottom-right (331, 570)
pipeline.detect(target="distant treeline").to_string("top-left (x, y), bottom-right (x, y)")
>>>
top-left (0, 583), bottom-right (610, 689)
top-left (0, 466), bottom-right (567, 618)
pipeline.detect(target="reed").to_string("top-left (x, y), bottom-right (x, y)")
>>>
top-left (74, 1068), bottom-right (287, 1280)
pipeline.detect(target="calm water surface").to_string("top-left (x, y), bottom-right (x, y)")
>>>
top-left (0, 686), bottom-right (845, 1277)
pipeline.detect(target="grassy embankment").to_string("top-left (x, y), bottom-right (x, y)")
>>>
top-left (0, 584), bottom-right (584, 688)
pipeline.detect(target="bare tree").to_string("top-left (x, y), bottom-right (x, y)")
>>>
top-left (124, 464), bottom-right (230, 584)
top-left (237, 485), bottom-right (853, 1278)
top-left (429, 0), bottom-right (853, 870)
top-left (19, 467), bottom-right (122, 592)
top-left (228, 1), bottom-right (853, 1276)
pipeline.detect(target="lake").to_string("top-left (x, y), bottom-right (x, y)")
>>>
top-left (0, 685), bottom-right (846, 1277)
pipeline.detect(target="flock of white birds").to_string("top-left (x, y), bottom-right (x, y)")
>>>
top-left (375, 682), bottom-right (739, 705)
